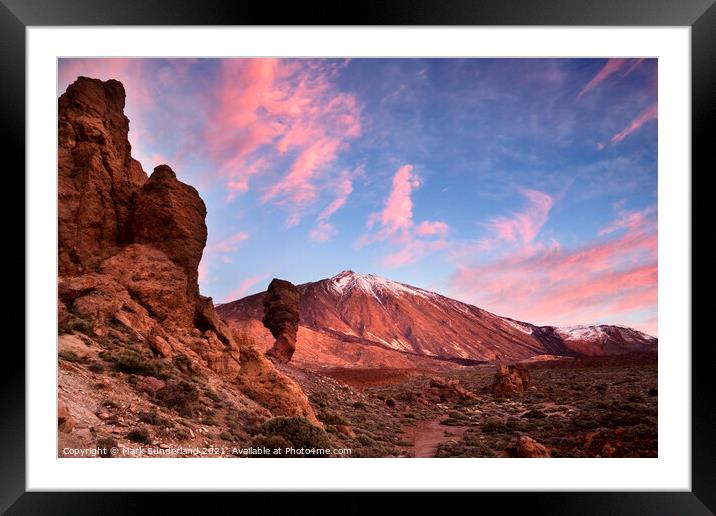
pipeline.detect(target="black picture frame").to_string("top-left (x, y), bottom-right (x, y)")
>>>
top-left (4, 0), bottom-right (711, 512)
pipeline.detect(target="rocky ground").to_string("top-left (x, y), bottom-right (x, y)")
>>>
top-left (58, 324), bottom-right (657, 459)
top-left (283, 351), bottom-right (658, 458)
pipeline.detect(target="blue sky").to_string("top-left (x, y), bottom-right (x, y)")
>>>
top-left (58, 58), bottom-right (658, 334)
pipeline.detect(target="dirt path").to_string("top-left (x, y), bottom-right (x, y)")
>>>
top-left (401, 416), bottom-right (471, 458)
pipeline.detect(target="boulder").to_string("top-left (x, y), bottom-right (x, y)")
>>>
top-left (262, 279), bottom-right (300, 363)
top-left (147, 334), bottom-right (173, 358)
top-left (491, 363), bottom-right (530, 398)
top-left (135, 376), bottom-right (167, 396)
top-left (58, 399), bottom-right (75, 433)
top-left (500, 435), bottom-right (551, 458)
top-left (58, 334), bottom-right (92, 359)
top-left (428, 377), bottom-right (476, 401)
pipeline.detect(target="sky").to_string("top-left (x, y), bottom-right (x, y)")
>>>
top-left (58, 58), bottom-right (658, 335)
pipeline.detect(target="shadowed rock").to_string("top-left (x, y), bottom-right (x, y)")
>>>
top-left (262, 279), bottom-right (300, 363)
top-left (491, 363), bottom-right (530, 397)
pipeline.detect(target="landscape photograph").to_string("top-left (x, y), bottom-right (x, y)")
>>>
top-left (57, 57), bottom-right (658, 459)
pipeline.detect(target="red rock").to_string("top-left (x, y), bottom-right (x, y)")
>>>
top-left (131, 164), bottom-right (207, 301)
top-left (100, 244), bottom-right (191, 326)
top-left (194, 295), bottom-right (234, 346)
top-left (58, 77), bottom-right (147, 276)
top-left (58, 399), bottom-right (75, 433)
top-left (146, 334), bottom-right (172, 358)
top-left (135, 376), bottom-right (166, 395)
top-left (516, 436), bottom-right (550, 458)
top-left (262, 279), bottom-right (300, 364)
top-left (428, 377), bottom-right (476, 401)
top-left (491, 363), bottom-right (530, 398)
top-left (336, 424), bottom-right (356, 437)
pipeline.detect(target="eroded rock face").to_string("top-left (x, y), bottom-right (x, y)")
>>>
top-left (57, 77), bottom-right (320, 452)
top-left (491, 363), bottom-right (530, 398)
top-left (131, 165), bottom-right (207, 301)
top-left (58, 77), bottom-right (147, 276)
top-left (262, 279), bottom-right (300, 363)
top-left (100, 244), bottom-right (192, 326)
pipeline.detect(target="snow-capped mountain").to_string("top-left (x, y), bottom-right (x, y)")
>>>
top-left (217, 270), bottom-right (657, 367)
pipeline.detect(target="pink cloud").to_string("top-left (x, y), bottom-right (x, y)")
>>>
top-left (449, 204), bottom-right (657, 335)
top-left (577, 58), bottom-right (644, 99)
top-left (309, 221), bottom-right (338, 242)
top-left (577, 59), bottom-right (628, 99)
top-left (487, 188), bottom-right (553, 249)
top-left (221, 274), bottom-right (269, 302)
top-left (358, 164), bottom-right (449, 267)
top-left (415, 220), bottom-right (449, 237)
top-left (375, 164), bottom-right (421, 233)
top-left (212, 232), bottom-right (250, 254)
top-left (611, 102), bottom-right (658, 144)
top-left (318, 171), bottom-right (354, 221)
top-left (204, 59), bottom-right (361, 224)
top-left (309, 169), bottom-right (358, 242)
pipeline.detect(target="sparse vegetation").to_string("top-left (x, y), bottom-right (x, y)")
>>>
top-left (138, 410), bottom-right (174, 428)
top-left (154, 380), bottom-right (200, 417)
top-left (255, 416), bottom-right (332, 453)
top-left (127, 427), bottom-right (152, 444)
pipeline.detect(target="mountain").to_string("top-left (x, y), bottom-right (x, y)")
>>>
top-left (217, 270), bottom-right (657, 367)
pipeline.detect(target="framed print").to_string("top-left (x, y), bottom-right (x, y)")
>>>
top-left (6, 0), bottom-right (713, 512)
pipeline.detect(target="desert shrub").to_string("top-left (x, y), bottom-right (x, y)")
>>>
top-left (219, 431), bottom-right (233, 441)
top-left (481, 418), bottom-right (508, 433)
top-left (251, 434), bottom-right (293, 456)
top-left (385, 398), bottom-right (396, 408)
top-left (111, 350), bottom-right (172, 379)
top-left (127, 427), bottom-right (152, 444)
top-left (258, 416), bottom-right (332, 452)
top-left (317, 411), bottom-right (347, 426)
top-left (203, 387), bottom-right (221, 403)
top-left (172, 354), bottom-right (195, 375)
top-left (101, 399), bottom-right (118, 409)
top-left (173, 428), bottom-right (191, 440)
top-left (88, 361), bottom-right (104, 374)
top-left (357, 435), bottom-right (374, 446)
top-left (155, 381), bottom-right (200, 417)
top-left (202, 415), bottom-right (219, 426)
top-left (96, 437), bottom-right (119, 458)
top-left (59, 350), bottom-right (81, 363)
top-left (138, 411), bottom-right (174, 428)
top-left (351, 401), bottom-right (367, 410)
top-left (522, 409), bottom-right (547, 419)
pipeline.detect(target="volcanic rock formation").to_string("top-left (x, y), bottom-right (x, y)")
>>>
top-left (57, 77), bottom-right (320, 455)
top-left (491, 363), bottom-right (531, 398)
top-left (262, 279), bottom-right (300, 363)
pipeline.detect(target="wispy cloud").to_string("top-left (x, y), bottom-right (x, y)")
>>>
top-left (577, 58), bottom-right (644, 99)
top-left (611, 102), bottom-right (658, 144)
top-left (309, 167), bottom-right (359, 242)
top-left (358, 164), bottom-right (449, 267)
top-left (221, 274), bottom-right (269, 302)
